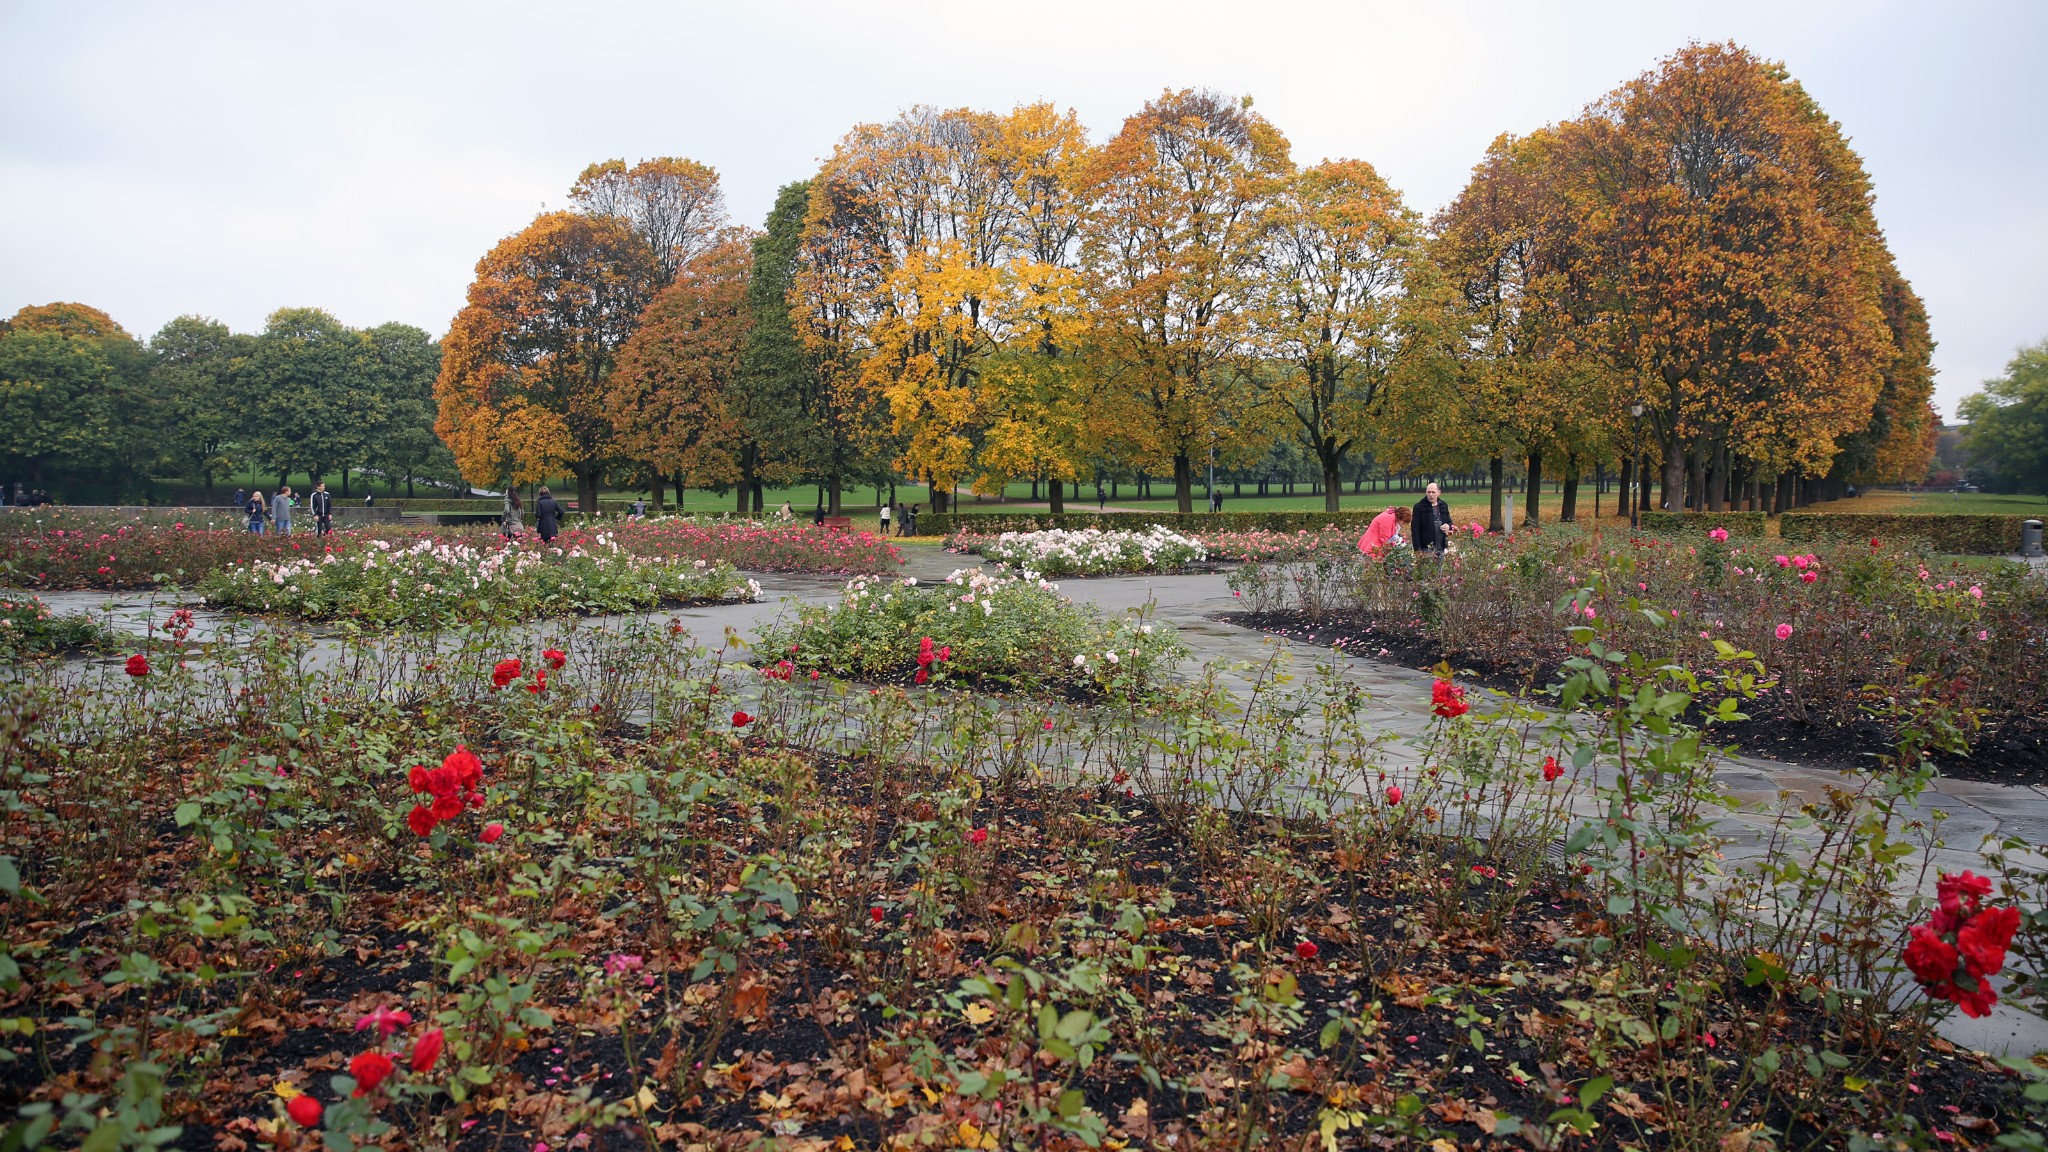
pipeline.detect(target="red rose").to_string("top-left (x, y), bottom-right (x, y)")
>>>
top-left (525, 670), bottom-right (547, 694)
top-left (410, 1028), bottom-right (445, 1072)
top-left (731, 710), bottom-right (753, 727)
top-left (1430, 679), bottom-right (1469, 719)
top-left (444, 747), bottom-right (483, 790)
top-left (425, 765), bottom-right (459, 797)
top-left (870, 906), bottom-right (885, 922)
top-left (406, 805), bottom-right (437, 837)
top-left (968, 827), bottom-right (987, 845)
top-left (430, 793), bottom-right (464, 821)
top-left (1296, 941), bottom-right (1319, 960)
top-left (1385, 785), bottom-right (1403, 805)
top-left (349, 1050), bottom-right (394, 1095)
top-left (407, 765), bottom-right (431, 793)
top-left (481, 822), bottom-right (504, 844)
top-left (1958, 905), bottom-right (2019, 978)
top-left (490, 659), bottom-right (522, 689)
top-left (543, 648), bottom-right (567, 669)
top-left (286, 1094), bottom-right (323, 1127)
top-left (124, 654), bottom-right (150, 678)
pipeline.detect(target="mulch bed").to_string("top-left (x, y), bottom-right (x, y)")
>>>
top-left (1220, 608), bottom-right (2048, 786)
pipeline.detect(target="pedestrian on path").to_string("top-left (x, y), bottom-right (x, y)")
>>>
top-left (1358, 505), bottom-right (1411, 556)
top-left (246, 490), bottom-right (268, 534)
top-left (272, 487), bottom-right (293, 536)
top-left (310, 481), bottom-right (333, 536)
top-left (879, 501), bottom-right (892, 536)
top-left (1411, 483), bottom-right (1454, 554)
top-left (232, 487), bottom-right (246, 513)
top-left (534, 486), bottom-right (562, 544)
top-left (502, 487), bottom-right (524, 539)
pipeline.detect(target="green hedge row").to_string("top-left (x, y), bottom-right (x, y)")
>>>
top-left (1779, 513), bottom-right (2031, 554)
top-left (1637, 511), bottom-right (1769, 536)
top-left (924, 510), bottom-right (1389, 537)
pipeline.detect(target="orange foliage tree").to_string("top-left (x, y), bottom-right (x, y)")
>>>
top-left (1079, 90), bottom-right (1292, 513)
top-left (435, 211), bottom-right (661, 511)
top-left (607, 236), bottom-right (760, 509)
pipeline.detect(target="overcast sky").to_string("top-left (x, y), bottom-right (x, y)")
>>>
top-left (2, 0), bottom-right (2041, 419)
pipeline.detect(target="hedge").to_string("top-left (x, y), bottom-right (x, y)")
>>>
top-left (1779, 512), bottom-right (2030, 555)
top-left (1637, 510), bottom-right (1769, 537)
top-left (922, 510), bottom-right (1389, 537)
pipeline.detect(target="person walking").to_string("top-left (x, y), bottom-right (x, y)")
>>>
top-left (1411, 483), bottom-right (1455, 555)
top-left (1357, 505), bottom-right (1411, 556)
top-left (272, 486), bottom-right (293, 536)
top-left (246, 489), bottom-right (268, 534)
top-left (310, 481), bottom-right (333, 536)
top-left (878, 501), bottom-right (892, 536)
top-left (904, 504), bottom-right (919, 536)
top-left (501, 487), bottom-right (524, 539)
top-left (534, 486), bottom-right (562, 544)
top-left (232, 486), bottom-right (246, 514)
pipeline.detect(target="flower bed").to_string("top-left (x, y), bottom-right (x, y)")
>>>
top-left (756, 567), bottom-right (1184, 696)
top-left (198, 534), bottom-right (758, 624)
top-left (950, 525), bottom-right (1207, 576)
top-left (1193, 525), bottom-right (1362, 561)
top-left (0, 594), bottom-right (116, 655)
top-left (598, 516), bottom-right (901, 574)
top-left (1225, 525), bottom-right (2048, 779)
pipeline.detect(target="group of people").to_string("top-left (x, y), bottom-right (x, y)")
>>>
top-left (234, 482), bottom-right (338, 536)
top-left (877, 502), bottom-right (921, 536)
top-left (1, 487), bottom-right (54, 506)
top-left (1357, 483), bottom-right (1459, 557)
top-left (499, 486), bottom-right (563, 544)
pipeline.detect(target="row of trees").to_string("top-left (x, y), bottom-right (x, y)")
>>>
top-left (0, 303), bottom-right (447, 502)
top-left (437, 43), bottom-right (1938, 521)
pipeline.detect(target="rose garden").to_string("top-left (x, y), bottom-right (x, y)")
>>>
top-left (1, 506), bottom-right (2045, 1152)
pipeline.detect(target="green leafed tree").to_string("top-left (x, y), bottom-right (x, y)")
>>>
top-left (244, 308), bottom-right (385, 487)
top-left (148, 316), bottom-right (251, 498)
top-left (1959, 340), bottom-right (2048, 494)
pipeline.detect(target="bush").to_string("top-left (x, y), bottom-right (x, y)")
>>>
top-left (953, 526), bottom-right (1208, 576)
top-left (199, 535), bottom-right (759, 624)
top-left (1780, 512), bottom-right (2029, 554)
top-left (1638, 510), bottom-right (1768, 536)
top-left (756, 567), bottom-right (1183, 697)
top-left (0, 594), bottom-right (117, 655)
top-left (921, 509), bottom-right (1388, 538)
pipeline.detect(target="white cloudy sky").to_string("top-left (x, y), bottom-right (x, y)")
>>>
top-left (2, 0), bottom-right (2041, 418)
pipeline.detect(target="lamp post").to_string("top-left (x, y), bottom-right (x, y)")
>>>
top-left (1629, 402), bottom-right (1645, 530)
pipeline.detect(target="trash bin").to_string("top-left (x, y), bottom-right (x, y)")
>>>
top-left (2025, 519), bottom-right (2044, 558)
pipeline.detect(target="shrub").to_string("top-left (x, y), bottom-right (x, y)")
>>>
top-left (756, 567), bottom-right (1183, 697)
top-left (0, 594), bottom-right (117, 655)
top-left (952, 525), bottom-right (1208, 576)
top-left (920, 509), bottom-right (1388, 537)
top-left (1780, 512), bottom-right (2028, 554)
top-left (199, 535), bottom-right (759, 624)
top-left (600, 516), bottom-right (900, 574)
top-left (1638, 510), bottom-right (1768, 536)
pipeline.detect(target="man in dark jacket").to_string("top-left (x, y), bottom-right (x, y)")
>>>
top-left (533, 486), bottom-right (562, 544)
top-left (1411, 483), bottom-right (1455, 554)
top-left (310, 481), bottom-right (333, 536)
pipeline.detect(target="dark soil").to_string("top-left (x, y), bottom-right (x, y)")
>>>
top-left (1220, 607), bottom-right (2048, 786)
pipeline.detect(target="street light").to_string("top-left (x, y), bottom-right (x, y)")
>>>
top-left (1629, 402), bottom-right (1645, 530)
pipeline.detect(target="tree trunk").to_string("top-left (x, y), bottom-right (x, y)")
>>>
top-left (1173, 454), bottom-right (1194, 514)
top-left (827, 473), bottom-right (842, 516)
top-left (1526, 451), bottom-right (1543, 525)
top-left (1618, 459), bottom-right (1632, 518)
top-left (576, 468), bottom-right (599, 517)
top-left (339, 469), bottom-right (349, 498)
top-left (1488, 455), bottom-right (1504, 533)
top-left (1560, 454), bottom-right (1579, 522)
top-left (1661, 436), bottom-right (1683, 513)
top-left (406, 475), bottom-right (416, 498)
top-left (1709, 441), bottom-right (1728, 512)
top-left (1048, 478), bottom-right (1065, 515)
top-left (1322, 455), bottom-right (1342, 513)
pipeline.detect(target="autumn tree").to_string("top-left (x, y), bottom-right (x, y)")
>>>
top-left (148, 316), bottom-right (251, 497)
top-left (1560, 43), bottom-right (1897, 512)
top-left (571, 157), bottom-right (729, 282)
top-left (436, 211), bottom-right (662, 510)
top-left (1257, 159), bottom-right (1417, 512)
top-left (792, 175), bottom-right (898, 513)
top-left (609, 235), bottom-right (759, 508)
top-left (1079, 89), bottom-right (1292, 513)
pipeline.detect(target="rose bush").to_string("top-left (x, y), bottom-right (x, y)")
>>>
top-left (950, 525), bottom-right (1207, 577)
top-left (199, 534), bottom-right (759, 624)
top-left (757, 567), bottom-right (1184, 696)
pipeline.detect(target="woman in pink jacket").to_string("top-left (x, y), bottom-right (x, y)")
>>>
top-left (1357, 505), bottom-right (1411, 556)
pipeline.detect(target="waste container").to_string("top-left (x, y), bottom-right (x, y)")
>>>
top-left (2025, 519), bottom-right (2044, 558)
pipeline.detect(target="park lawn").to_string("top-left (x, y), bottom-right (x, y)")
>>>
top-left (1823, 489), bottom-right (2048, 517)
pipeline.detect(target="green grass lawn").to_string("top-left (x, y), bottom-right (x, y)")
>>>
top-left (1827, 490), bottom-right (2048, 517)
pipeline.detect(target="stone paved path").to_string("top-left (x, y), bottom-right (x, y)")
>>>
top-left (15, 550), bottom-right (2048, 1053)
